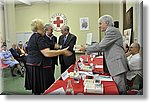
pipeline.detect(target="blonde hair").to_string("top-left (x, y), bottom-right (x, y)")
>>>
top-left (31, 19), bottom-right (44, 32)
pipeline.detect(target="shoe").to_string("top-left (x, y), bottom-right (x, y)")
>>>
top-left (12, 73), bottom-right (17, 77)
top-left (20, 74), bottom-right (24, 77)
top-left (17, 70), bottom-right (21, 75)
top-left (11, 68), bottom-right (17, 77)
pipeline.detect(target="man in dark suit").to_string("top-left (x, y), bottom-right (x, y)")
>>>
top-left (9, 43), bottom-right (27, 70)
top-left (80, 15), bottom-right (129, 94)
top-left (43, 24), bottom-right (58, 77)
top-left (58, 25), bottom-right (77, 74)
top-left (9, 44), bottom-right (20, 60)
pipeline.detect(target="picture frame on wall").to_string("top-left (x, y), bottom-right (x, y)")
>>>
top-left (124, 7), bottom-right (133, 44)
top-left (123, 28), bottom-right (132, 46)
top-left (80, 17), bottom-right (89, 30)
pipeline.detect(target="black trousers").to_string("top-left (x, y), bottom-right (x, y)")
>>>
top-left (60, 60), bottom-right (70, 74)
top-left (103, 54), bottom-right (109, 74)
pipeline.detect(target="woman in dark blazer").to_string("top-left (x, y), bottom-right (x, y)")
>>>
top-left (25, 19), bottom-right (72, 95)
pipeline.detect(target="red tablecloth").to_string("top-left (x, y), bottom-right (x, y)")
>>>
top-left (44, 55), bottom-right (119, 95)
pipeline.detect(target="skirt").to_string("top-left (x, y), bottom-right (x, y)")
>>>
top-left (3, 59), bottom-right (19, 67)
top-left (25, 65), bottom-right (55, 94)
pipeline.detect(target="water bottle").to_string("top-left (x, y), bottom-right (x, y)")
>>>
top-left (84, 52), bottom-right (88, 63)
top-left (74, 63), bottom-right (80, 83)
top-left (66, 80), bottom-right (74, 95)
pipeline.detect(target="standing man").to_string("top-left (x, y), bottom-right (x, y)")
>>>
top-left (80, 15), bottom-right (129, 95)
top-left (44, 24), bottom-right (58, 78)
top-left (58, 25), bottom-right (77, 74)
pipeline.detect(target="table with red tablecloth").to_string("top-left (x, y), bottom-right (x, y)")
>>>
top-left (44, 55), bottom-right (119, 95)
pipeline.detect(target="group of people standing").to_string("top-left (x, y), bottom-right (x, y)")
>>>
top-left (25, 15), bottom-right (143, 95)
top-left (25, 19), bottom-right (76, 95)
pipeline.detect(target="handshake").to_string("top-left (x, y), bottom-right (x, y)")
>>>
top-left (54, 43), bottom-right (72, 56)
top-left (54, 43), bottom-right (62, 49)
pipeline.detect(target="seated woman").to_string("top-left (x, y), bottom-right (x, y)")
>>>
top-left (17, 41), bottom-right (28, 58)
top-left (0, 45), bottom-right (24, 77)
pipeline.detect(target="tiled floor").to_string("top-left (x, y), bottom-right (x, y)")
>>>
top-left (1, 65), bottom-right (61, 95)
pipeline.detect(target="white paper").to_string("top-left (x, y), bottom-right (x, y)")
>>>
top-left (95, 65), bottom-right (103, 68)
top-left (96, 56), bottom-right (103, 58)
top-left (48, 87), bottom-right (66, 95)
top-left (86, 33), bottom-right (93, 45)
top-left (61, 71), bottom-right (69, 80)
top-left (98, 76), bottom-right (113, 81)
top-left (79, 71), bottom-right (93, 76)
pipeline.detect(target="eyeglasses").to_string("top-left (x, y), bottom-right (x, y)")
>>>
top-left (129, 47), bottom-right (137, 48)
top-left (129, 47), bottom-right (133, 48)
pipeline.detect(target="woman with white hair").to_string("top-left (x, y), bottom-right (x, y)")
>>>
top-left (80, 15), bottom-right (129, 95)
top-left (25, 19), bottom-right (72, 95)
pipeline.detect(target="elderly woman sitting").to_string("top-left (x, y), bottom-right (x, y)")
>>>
top-left (0, 45), bottom-right (24, 77)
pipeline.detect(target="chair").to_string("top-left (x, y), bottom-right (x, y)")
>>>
top-left (127, 74), bottom-right (143, 95)
top-left (127, 89), bottom-right (139, 95)
top-left (0, 60), bottom-right (10, 77)
top-left (0, 60), bottom-right (9, 69)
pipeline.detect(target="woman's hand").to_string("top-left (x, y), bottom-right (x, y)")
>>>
top-left (54, 43), bottom-right (61, 49)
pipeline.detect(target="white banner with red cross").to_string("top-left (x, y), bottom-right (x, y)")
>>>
top-left (50, 13), bottom-right (67, 32)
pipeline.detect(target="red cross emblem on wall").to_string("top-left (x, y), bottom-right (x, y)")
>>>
top-left (53, 17), bottom-right (63, 27)
top-left (50, 13), bottom-right (67, 32)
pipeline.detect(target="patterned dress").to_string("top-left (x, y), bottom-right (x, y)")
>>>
top-left (0, 50), bottom-right (19, 67)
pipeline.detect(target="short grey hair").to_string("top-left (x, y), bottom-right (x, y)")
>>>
top-left (44, 24), bottom-right (54, 31)
top-left (98, 15), bottom-right (114, 27)
top-left (62, 25), bottom-right (70, 32)
top-left (132, 42), bottom-right (140, 51)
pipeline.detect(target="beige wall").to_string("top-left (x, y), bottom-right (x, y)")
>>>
top-left (2, 0), bottom-right (141, 46)
top-left (15, 1), bottom-right (99, 45)
top-left (126, 0), bottom-right (142, 45)
top-left (4, 0), bottom-right (16, 47)
top-left (0, 4), bottom-right (4, 42)
top-left (100, 1), bottom-right (123, 40)
top-left (15, 3), bottom-right (49, 33)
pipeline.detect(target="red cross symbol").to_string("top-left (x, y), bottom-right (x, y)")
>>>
top-left (53, 17), bottom-right (63, 27)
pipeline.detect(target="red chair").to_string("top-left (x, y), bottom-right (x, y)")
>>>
top-left (0, 60), bottom-right (9, 69)
top-left (127, 89), bottom-right (139, 95)
top-left (0, 60), bottom-right (10, 77)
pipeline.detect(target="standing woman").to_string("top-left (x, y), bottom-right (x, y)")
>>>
top-left (25, 19), bottom-right (72, 95)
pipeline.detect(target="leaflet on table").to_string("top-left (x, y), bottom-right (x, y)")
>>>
top-left (84, 79), bottom-right (103, 94)
top-left (61, 70), bottom-right (69, 80)
top-left (84, 84), bottom-right (103, 94)
top-left (97, 76), bottom-right (113, 81)
top-left (96, 56), bottom-right (103, 58)
top-left (69, 71), bottom-right (93, 78)
top-left (79, 71), bottom-right (93, 76)
top-left (48, 87), bottom-right (66, 95)
top-left (95, 65), bottom-right (103, 68)
top-left (78, 62), bottom-right (93, 71)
